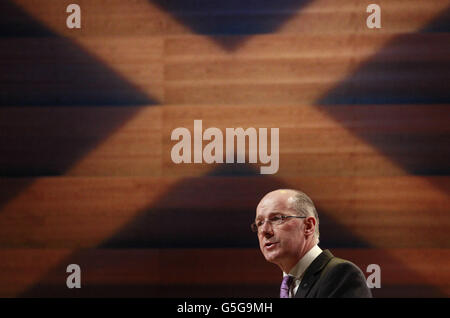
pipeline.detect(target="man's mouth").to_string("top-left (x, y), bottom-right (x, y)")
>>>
top-left (264, 242), bottom-right (278, 249)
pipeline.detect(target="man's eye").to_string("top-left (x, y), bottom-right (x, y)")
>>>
top-left (256, 220), bottom-right (264, 227)
top-left (269, 216), bottom-right (282, 222)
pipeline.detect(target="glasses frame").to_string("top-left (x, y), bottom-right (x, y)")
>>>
top-left (251, 215), bottom-right (306, 233)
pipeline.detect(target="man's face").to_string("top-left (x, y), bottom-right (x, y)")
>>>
top-left (255, 192), bottom-right (305, 268)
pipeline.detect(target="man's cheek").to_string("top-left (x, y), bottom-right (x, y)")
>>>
top-left (259, 241), bottom-right (265, 253)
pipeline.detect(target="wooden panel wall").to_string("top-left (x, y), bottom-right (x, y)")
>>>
top-left (0, 0), bottom-right (449, 297)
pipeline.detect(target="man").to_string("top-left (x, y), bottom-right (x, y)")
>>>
top-left (253, 189), bottom-right (372, 298)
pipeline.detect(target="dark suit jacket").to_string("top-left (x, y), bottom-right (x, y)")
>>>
top-left (294, 249), bottom-right (372, 298)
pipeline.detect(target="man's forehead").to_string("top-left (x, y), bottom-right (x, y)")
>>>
top-left (256, 193), bottom-right (292, 216)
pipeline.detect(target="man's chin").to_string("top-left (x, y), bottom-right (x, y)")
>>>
top-left (263, 251), bottom-right (281, 264)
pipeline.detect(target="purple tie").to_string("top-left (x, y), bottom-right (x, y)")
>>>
top-left (280, 275), bottom-right (294, 298)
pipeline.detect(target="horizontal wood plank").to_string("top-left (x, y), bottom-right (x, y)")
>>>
top-left (0, 248), bottom-right (448, 297)
top-left (9, 0), bottom-right (450, 36)
top-left (0, 104), bottom-right (448, 176)
top-left (165, 34), bottom-right (450, 58)
top-left (0, 176), bottom-right (448, 248)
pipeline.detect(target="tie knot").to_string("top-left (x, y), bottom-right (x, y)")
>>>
top-left (283, 275), bottom-right (294, 286)
top-left (280, 275), bottom-right (294, 298)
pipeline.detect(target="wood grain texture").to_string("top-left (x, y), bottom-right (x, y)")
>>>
top-left (0, 248), bottom-right (448, 297)
top-left (0, 176), bottom-right (448, 248)
top-left (1, 104), bottom-right (448, 176)
top-left (10, 0), bottom-right (450, 36)
top-left (1, 0), bottom-right (449, 298)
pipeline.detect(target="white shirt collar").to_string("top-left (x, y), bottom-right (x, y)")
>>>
top-left (283, 244), bottom-right (323, 280)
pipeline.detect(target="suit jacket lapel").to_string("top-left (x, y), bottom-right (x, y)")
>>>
top-left (294, 249), bottom-right (334, 298)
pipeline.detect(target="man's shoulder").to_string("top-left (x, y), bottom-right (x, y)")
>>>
top-left (313, 251), bottom-right (372, 298)
top-left (323, 254), bottom-right (365, 277)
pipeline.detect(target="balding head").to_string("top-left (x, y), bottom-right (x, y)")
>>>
top-left (258, 189), bottom-right (320, 243)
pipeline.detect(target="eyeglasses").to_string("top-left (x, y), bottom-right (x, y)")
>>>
top-left (251, 215), bottom-right (306, 233)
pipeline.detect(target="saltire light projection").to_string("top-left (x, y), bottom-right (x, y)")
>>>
top-left (0, 0), bottom-right (449, 297)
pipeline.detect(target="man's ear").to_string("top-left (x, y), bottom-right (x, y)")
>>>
top-left (304, 216), bottom-right (316, 236)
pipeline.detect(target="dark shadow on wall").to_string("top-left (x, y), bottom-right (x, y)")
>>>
top-left (421, 7), bottom-right (450, 32)
top-left (316, 8), bottom-right (450, 177)
top-left (0, 1), bottom-right (154, 106)
top-left (150, 0), bottom-right (313, 51)
top-left (19, 164), bottom-right (446, 297)
top-left (0, 1), bottom-right (157, 208)
top-left (98, 164), bottom-right (369, 248)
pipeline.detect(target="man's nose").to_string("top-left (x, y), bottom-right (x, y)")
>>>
top-left (260, 221), bottom-right (274, 236)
